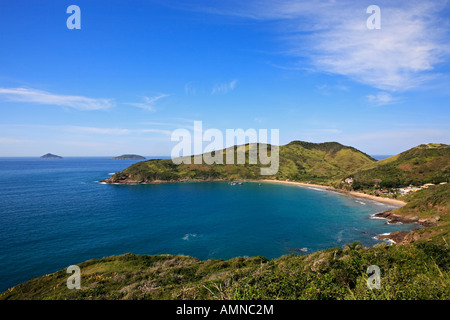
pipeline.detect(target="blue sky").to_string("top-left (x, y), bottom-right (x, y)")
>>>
top-left (0, 0), bottom-right (449, 156)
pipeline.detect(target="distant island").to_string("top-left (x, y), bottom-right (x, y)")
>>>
top-left (2, 141), bottom-right (449, 300)
top-left (112, 154), bottom-right (145, 160)
top-left (40, 153), bottom-right (62, 159)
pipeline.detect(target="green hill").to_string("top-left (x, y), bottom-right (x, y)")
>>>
top-left (1, 242), bottom-right (448, 300)
top-left (277, 141), bottom-right (375, 182)
top-left (102, 141), bottom-right (375, 184)
top-left (3, 184), bottom-right (448, 300)
top-left (347, 144), bottom-right (450, 189)
top-left (376, 184), bottom-right (450, 245)
top-left (3, 143), bottom-right (450, 300)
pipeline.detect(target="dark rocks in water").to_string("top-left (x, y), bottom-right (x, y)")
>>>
top-left (376, 231), bottom-right (409, 244)
top-left (40, 153), bottom-right (62, 159)
top-left (112, 154), bottom-right (145, 160)
top-left (374, 210), bottom-right (437, 227)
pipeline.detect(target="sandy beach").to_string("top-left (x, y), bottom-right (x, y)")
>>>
top-left (259, 179), bottom-right (407, 207)
top-left (259, 179), bottom-right (413, 245)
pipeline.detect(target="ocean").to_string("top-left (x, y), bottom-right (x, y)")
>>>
top-left (0, 157), bottom-right (416, 292)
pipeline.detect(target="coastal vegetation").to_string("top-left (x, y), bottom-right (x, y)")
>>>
top-left (101, 142), bottom-right (450, 250)
top-left (1, 242), bottom-right (448, 300)
top-left (2, 142), bottom-right (449, 300)
top-left (376, 184), bottom-right (449, 246)
top-left (2, 170), bottom-right (449, 301)
top-left (103, 141), bottom-right (375, 184)
top-left (104, 143), bottom-right (449, 191)
top-left (345, 143), bottom-right (450, 190)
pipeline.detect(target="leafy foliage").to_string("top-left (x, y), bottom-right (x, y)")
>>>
top-left (390, 184), bottom-right (450, 245)
top-left (2, 243), bottom-right (449, 300)
top-left (348, 144), bottom-right (450, 189)
top-left (9, 143), bottom-right (448, 300)
top-left (107, 141), bottom-right (375, 184)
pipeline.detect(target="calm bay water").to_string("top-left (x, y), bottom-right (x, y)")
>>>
top-left (0, 157), bottom-right (415, 292)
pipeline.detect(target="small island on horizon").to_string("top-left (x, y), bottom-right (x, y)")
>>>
top-left (2, 140), bottom-right (448, 300)
top-left (112, 154), bottom-right (146, 160)
top-left (40, 153), bottom-right (62, 159)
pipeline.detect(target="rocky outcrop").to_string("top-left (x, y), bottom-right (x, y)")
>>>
top-left (377, 230), bottom-right (433, 245)
top-left (374, 210), bottom-right (438, 227)
top-left (374, 210), bottom-right (442, 245)
top-left (100, 175), bottom-right (227, 185)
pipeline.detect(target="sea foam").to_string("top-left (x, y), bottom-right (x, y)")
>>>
top-left (307, 187), bottom-right (326, 192)
top-left (182, 233), bottom-right (198, 241)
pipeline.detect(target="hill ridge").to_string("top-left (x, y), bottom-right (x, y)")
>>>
top-left (102, 140), bottom-right (376, 184)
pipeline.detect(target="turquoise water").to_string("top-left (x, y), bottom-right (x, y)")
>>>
top-left (0, 158), bottom-right (416, 292)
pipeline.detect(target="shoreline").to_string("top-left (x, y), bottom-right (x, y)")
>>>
top-left (259, 179), bottom-right (407, 207)
top-left (258, 179), bottom-right (421, 246)
top-left (101, 177), bottom-right (407, 207)
top-left (102, 177), bottom-right (416, 245)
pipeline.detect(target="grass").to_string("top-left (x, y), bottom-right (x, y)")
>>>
top-left (1, 242), bottom-right (449, 300)
top-left (348, 144), bottom-right (450, 189)
top-left (107, 141), bottom-right (375, 184)
top-left (1, 186), bottom-right (449, 300)
top-left (387, 184), bottom-right (450, 245)
top-left (2, 143), bottom-right (449, 300)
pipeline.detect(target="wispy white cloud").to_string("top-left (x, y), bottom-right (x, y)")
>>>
top-left (139, 121), bottom-right (178, 126)
top-left (300, 1), bottom-right (450, 91)
top-left (63, 125), bottom-right (172, 136)
top-left (340, 128), bottom-right (450, 154)
top-left (0, 137), bottom-right (33, 143)
top-left (185, 0), bottom-right (450, 92)
top-left (366, 92), bottom-right (399, 105)
top-left (316, 84), bottom-right (350, 95)
top-left (309, 128), bottom-right (343, 134)
top-left (1, 124), bottom-right (173, 137)
top-left (60, 141), bottom-right (111, 148)
top-left (184, 81), bottom-right (197, 95)
top-left (293, 126), bottom-right (449, 154)
top-left (211, 79), bottom-right (238, 95)
top-left (140, 119), bottom-right (197, 131)
top-left (175, 117), bottom-right (198, 123)
top-left (126, 93), bottom-right (170, 111)
top-left (64, 126), bottom-right (131, 135)
top-left (0, 87), bottom-right (113, 110)
top-left (139, 128), bottom-right (172, 135)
